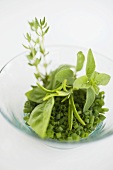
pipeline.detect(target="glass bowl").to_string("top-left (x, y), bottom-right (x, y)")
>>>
top-left (0, 45), bottom-right (113, 149)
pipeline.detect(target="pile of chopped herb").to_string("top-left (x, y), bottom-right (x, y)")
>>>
top-left (23, 17), bottom-right (111, 141)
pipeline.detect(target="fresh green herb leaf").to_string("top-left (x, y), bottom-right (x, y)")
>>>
top-left (34, 73), bottom-right (41, 79)
top-left (25, 86), bottom-right (46, 103)
top-left (99, 114), bottom-right (106, 121)
top-left (33, 58), bottom-right (41, 67)
top-left (23, 100), bottom-right (37, 113)
top-left (92, 84), bottom-right (100, 95)
top-left (86, 49), bottom-right (96, 78)
top-left (26, 53), bottom-right (34, 61)
top-left (91, 71), bottom-right (99, 80)
top-left (83, 87), bottom-right (95, 112)
top-left (40, 17), bottom-right (45, 25)
top-left (28, 97), bottom-right (54, 138)
top-left (22, 44), bottom-right (29, 49)
top-left (44, 26), bottom-right (49, 35)
top-left (47, 64), bottom-right (73, 89)
top-left (76, 51), bottom-right (85, 72)
top-left (73, 75), bottom-right (89, 90)
top-left (25, 33), bottom-right (31, 42)
top-left (55, 68), bottom-right (74, 85)
top-left (23, 113), bottom-right (31, 123)
top-left (94, 73), bottom-right (111, 86)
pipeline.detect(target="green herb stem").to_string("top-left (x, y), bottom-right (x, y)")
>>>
top-left (70, 94), bottom-right (86, 126)
top-left (37, 82), bottom-right (63, 93)
top-left (68, 100), bottom-right (73, 130)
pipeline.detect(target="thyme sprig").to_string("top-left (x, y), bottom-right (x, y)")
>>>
top-left (23, 17), bottom-right (49, 84)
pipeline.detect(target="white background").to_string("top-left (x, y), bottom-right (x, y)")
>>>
top-left (0, 0), bottom-right (113, 170)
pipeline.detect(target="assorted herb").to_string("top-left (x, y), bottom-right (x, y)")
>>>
top-left (23, 17), bottom-right (111, 141)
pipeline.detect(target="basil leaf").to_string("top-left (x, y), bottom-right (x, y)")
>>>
top-left (73, 75), bottom-right (89, 90)
top-left (28, 97), bottom-right (54, 138)
top-left (55, 68), bottom-right (74, 85)
top-left (86, 49), bottom-right (96, 78)
top-left (25, 86), bottom-right (46, 103)
top-left (94, 73), bottom-right (111, 86)
top-left (47, 64), bottom-right (73, 89)
top-left (76, 51), bottom-right (85, 72)
top-left (83, 88), bottom-right (95, 112)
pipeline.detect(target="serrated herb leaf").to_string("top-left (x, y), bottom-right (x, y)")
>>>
top-left (83, 88), bottom-right (95, 112)
top-left (28, 97), bottom-right (54, 138)
top-left (86, 49), bottom-right (96, 78)
top-left (76, 51), bottom-right (85, 72)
